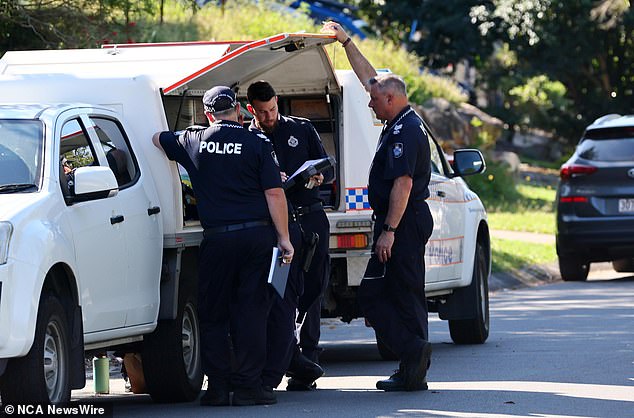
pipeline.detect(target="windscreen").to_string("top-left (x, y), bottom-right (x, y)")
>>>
top-left (0, 119), bottom-right (44, 192)
top-left (578, 127), bottom-right (634, 162)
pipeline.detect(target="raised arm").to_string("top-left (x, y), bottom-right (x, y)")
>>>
top-left (322, 21), bottom-right (377, 91)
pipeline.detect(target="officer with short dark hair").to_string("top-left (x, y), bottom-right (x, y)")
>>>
top-left (247, 80), bottom-right (333, 391)
top-left (153, 86), bottom-right (293, 406)
top-left (322, 22), bottom-right (434, 392)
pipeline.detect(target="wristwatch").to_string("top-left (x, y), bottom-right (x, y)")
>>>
top-left (382, 224), bottom-right (397, 232)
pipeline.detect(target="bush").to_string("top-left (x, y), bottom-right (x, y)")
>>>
top-left (464, 158), bottom-right (520, 211)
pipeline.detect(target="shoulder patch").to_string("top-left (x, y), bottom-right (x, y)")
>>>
top-left (392, 142), bottom-right (404, 159)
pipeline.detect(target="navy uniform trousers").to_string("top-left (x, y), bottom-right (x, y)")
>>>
top-left (198, 225), bottom-right (276, 390)
top-left (358, 202), bottom-right (433, 361)
top-left (296, 209), bottom-right (330, 362)
top-left (262, 219), bottom-right (304, 388)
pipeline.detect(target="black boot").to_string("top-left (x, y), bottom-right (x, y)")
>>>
top-left (286, 377), bottom-right (318, 391)
top-left (200, 387), bottom-right (231, 406)
top-left (232, 386), bottom-right (277, 406)
top-left (286, 353), bottom-right (324, 383)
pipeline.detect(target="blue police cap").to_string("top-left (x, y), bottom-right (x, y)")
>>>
top-left (203, 86), bottom-right (237, 113)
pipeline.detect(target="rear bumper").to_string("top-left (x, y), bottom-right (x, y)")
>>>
top-left (557, 217), bottom-right (634, 261)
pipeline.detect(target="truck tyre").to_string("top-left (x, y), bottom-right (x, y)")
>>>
top-left (612, 258), bottom-right (634, 273)
top-left (142, 285), bottom-right (202, 402)
top-left (559, 255), bottom-right (589, 281)
top-left (375, 332), bottom-right (398, 361)
top-left (0, 295), bottom-right (71, 404)
top-left (449, 243), bottom-right (490, 344)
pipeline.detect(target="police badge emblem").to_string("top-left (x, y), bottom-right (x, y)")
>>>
top-left (392, 143), bottom-right (404, 158)
top-left (288, 135), bottom-right (299, 147)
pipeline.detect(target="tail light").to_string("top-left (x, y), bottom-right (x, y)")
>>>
top-left (560, 164), bottom-right (597, 180)
top-left (559, 196), bottom-right (589, 203)
top-left (334, 233), bottom-right (368, 249)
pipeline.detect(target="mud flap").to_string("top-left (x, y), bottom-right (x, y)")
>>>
top-left (69, 305), bottom-right (86, 389)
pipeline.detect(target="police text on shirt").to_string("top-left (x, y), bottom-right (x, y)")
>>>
top-left (199, 141), bottom-right (242, 154)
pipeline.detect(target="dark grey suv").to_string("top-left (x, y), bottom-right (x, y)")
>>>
top-left (556, 114), bottom-right (634, 281)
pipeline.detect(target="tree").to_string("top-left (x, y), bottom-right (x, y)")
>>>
top-left (471, 0), bottom-right (633, 140)
top-left (0, 0), bottom-right (156, 54)
top-left (353, 0), bottom-right (494, 70)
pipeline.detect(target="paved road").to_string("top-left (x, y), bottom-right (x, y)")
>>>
top-left (71, 268), bottom-right (634, 418)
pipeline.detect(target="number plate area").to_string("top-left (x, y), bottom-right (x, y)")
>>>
top-left (618, 198), bottom-right (634, 213)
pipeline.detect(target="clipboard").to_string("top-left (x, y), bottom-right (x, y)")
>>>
top-left (283, 156), bottom-right (336, 192)
top-left (267, 247), bottom-right (291, 298)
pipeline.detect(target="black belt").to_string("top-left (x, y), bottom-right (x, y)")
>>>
top-left (294, 202), bottom-right (323, 217)
top-left (203, 220), bottom-right (271, 237)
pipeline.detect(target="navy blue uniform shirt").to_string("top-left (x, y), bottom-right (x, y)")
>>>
top-left (249, 115), bottom-right (332, 207)
top-left (159, 121), bottom-right (282, 229)
top-left (368, 106), bottom-right (431, 214)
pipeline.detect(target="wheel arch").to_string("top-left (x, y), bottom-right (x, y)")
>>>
top-left (41, 263), bottom-right (86, 390)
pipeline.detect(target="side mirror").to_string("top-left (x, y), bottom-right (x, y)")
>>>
top-left (451, 149), bottom-right (486, 177)
top-left (72, 166), bottom-right (118, 201)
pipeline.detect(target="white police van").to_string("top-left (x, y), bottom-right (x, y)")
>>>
top-left (0, 32), bottom-right (490, 404)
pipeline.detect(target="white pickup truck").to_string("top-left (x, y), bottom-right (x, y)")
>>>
top-left (0, 33), bottom-right (490, 404)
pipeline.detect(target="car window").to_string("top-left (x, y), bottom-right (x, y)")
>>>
top-left (0, 119), bottom-right (43, 189)
top-left (87, 117), bottom-right (137, 187)
top-left (60, 118), bottom-right (96, 198)
top-left (578, 135), bottom-right (634, 162)
top-left (428, 135), bottom-right (444, 176)
top-left (60, 119), bottom-right (95, 170)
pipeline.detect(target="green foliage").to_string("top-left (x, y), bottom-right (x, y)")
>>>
top-left (471, 0), bottom-right (634, 143)
top-left (491, 238), bottom-right (556, 273)
top-left (193, 0), bottom-right (319, 41)
top-left (508, 75), bottom-right (572, 133)
top-left (0, 0), bottom-right (156, 51)
top-left (464, 158), bottom-right (521, 210)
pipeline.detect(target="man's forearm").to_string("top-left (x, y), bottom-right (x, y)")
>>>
top-left (342, 40), bottom-right (377, 90)
top-left (264, 188), bottom-right (290, 241)
top-left (385, 176), bottom-right (413, 229)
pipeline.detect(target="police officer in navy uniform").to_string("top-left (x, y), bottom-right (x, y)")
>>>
top-left (247, 81), bottom-right (333, 390)
top-left (152, 86), bottom-right (293, 406)
top-left (322, 22), bottom-right (434, 392)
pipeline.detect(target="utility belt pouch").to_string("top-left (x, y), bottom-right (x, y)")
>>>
top-left (302, 232), bottom-right (319, 273)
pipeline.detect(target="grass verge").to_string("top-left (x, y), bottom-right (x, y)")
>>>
top-left (487, 183), bottom-right (557, 234)
top-left (491, 238), bottom-right (557, 273)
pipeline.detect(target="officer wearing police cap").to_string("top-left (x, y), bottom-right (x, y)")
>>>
top-left (247, 80), bottom-right (333, 391)
top-left (321, 22), bottom-right (434, 392)
top-left (153, 86), bottom-right (293, 406)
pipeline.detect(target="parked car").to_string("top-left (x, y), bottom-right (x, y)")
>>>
top-left (556, 114), bottom-right (634, 281)
top-left (288, 0), bottom-right (372, 39)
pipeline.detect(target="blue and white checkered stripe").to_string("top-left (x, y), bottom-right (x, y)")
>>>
top-left (346, 187), bottom-right (371, 210)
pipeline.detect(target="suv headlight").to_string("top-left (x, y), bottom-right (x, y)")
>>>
top-left (0, 222), bottom-right (13, 265)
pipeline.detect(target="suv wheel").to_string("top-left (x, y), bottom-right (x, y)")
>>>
top-left (558, 256), bottom-right (589, 281)
top-left (448, 242), bottom-right (490, 344)
top-left (142, 282), bottom-right (202, 402)
top-left (0, 294), bottom-right (71, 404)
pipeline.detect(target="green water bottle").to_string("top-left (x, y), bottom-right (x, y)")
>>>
top-left (93, 355), bottom-right (110, 394)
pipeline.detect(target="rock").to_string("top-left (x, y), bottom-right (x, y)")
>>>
top-left (414, 98), bottom-right (504, 151)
